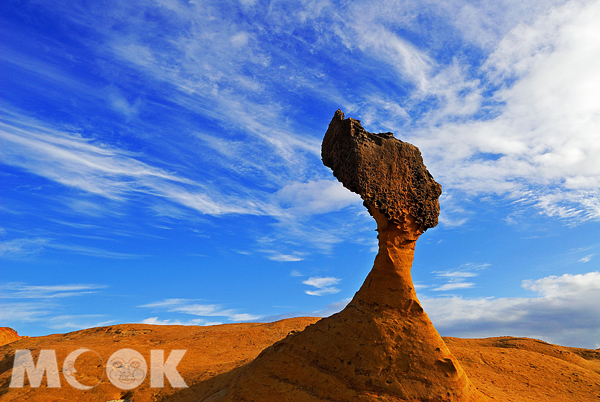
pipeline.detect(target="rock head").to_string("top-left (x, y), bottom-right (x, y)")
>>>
top-left (214, 111), bottom-right (487, 401)
top-left (322, 109), bottom-right (441, 232)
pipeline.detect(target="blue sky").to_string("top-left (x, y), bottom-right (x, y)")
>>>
top-left (1, 0), bottom-right (600, 348)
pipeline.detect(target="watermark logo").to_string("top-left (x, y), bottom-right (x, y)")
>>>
top-left (107, 349), bottom-right (146, 390)
top-left (63, 348), bottom-right (103, 390)
top-left (10, 348), bottom-right (187, 390)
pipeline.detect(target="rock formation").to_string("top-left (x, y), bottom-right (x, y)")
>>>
top-left (0, 328), bottom-right (21, 347)
top-left (207, 110), bottom-right (486, 401)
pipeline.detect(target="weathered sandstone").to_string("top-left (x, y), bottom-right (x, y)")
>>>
top-left (0, 328), bottom-right (21, 347)
top-left (215, 111), bottom-right (486, 401)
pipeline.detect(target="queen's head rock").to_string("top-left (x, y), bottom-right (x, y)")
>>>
top-left (322, 109), bottom-right (441, 234)
top-left (212, 111), bottom-right (487, 402)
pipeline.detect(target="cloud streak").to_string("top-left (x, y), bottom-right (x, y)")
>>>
top-left (0, 109), bottom-right (266, 216)
top-left (303, 276), bottom-right (341, 296)
top-left (138, 298), bottom-right (261, 322)
top-left (0, 283), bottom-right (106, 299)
top-left (431, 263), bottom-right (489, 292)
top-left (0, 282), bottom-right (111, 332)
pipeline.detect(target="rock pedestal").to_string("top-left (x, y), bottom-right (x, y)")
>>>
top-left (213, 111), bottom-right (486, 401)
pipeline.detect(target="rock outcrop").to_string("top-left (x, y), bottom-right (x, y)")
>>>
top-left (214, 110), bottom-right (485, 401)
top-left (0, 327), bottom-right (21, 347)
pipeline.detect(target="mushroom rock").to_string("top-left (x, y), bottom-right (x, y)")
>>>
top-left (215, 111), bottom-right (486, 402)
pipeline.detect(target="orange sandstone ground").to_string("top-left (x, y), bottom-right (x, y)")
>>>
top-left (0, 329), bottom-right (21, 348)
top-left (0, 320), bottom-right (599, 401)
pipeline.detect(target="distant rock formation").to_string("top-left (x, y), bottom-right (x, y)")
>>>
top-left (216, 111), bottom-right (486, 401)
top-left (0, 327), bottom-right (21, 347)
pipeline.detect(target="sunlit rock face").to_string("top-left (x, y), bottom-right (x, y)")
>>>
top-left (218, 111), bottom-right (486, 402)
top-left (0, 328), bottom-right (21, 347)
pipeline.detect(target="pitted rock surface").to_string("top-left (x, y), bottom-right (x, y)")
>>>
top-left (322, 109), bottom-right (441, 231)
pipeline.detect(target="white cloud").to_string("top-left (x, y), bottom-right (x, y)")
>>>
top-left (106, 86), bottom-right (142, 117)
top-left (230, 313), bottom-right (260, 321)
top-left (4, 0), bottom-right (599, 278)
top-left (273, 180), bottom-right (361, 217)
top-left (139, 298), bottom-right (261, 322)
top-left (433, 282), bottom-right (475, 291)
top-left (422, 271), bottom-right (600, 348)
top-left (99, 1), bottom-right (321, 168)
top-left (413, 0), bottom-right (600, 221)
top-left (431, 264), bottom-right (488, 292)
top-left (0, 283), bottom-right (107, 299)
top-left (267, 253), bottom-right (304, 262)
top-left (0, 283), bottom-right (109, 330)
top-left (230, 32), bottom-right (250, 48)
top-left (0, 238), bottom-right (48, 257)
top-left (579, 254), bottom-right (593, 263)
top-left (303, 276), bottom-right (341, 296)
top-left (0, 109), bottom-right (267, 216)
top-left (0, 302), bottom-right (51, 322)
top-left (290, 270), bottom-right (303, 277)
top-left (433, 271), bottom-right (479, 279)
top-left (0, 236), bottom-right (144, 259)
top-left (522, 272), bottom-right (600, 297)
top-left (348, 22), bottom-right (432, 91)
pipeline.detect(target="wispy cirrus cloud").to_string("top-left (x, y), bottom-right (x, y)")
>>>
top-left (431, 263), bottom-right (489, 292)
top-left (0, 283), bottom-right (107, 299)
top-left (273, 180), bottom-right (361, 218)
top-left (0, 104), bottom-right (369, 263)
top-left (6, 0), bottom-right (600, 229)
top-left (0, 108), bottom-right (266, 216)
top-left (302, 276), bottom-right (341, 296)
top-left (0, 301), bottom-right (51, 323)
top-left (138, 298), bottom-right (261, 322)
top-left (266, 253), bottom-right (305, 262)
top-left (0, 282), bottom-right (111, 332)
top-left (0, 235), bottom-right (145, 260)
top-left (433, 282), bottom-right (476, 292)
top-left (0, 237), bottom-right (48, 258)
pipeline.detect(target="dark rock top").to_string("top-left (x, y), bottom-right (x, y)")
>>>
top-left (322, 109), bottom-right (441, 231)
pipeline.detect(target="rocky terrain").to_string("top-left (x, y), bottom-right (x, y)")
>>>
top-left (0, 320), bottom-right (599, 401)
top-left (0, 329), bottom-right (20, 348)
top-left (1, 111), bottom-right (599, 401)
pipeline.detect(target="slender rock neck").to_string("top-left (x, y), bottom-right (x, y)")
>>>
top-left (351, 203), bottom-right (425, 311)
